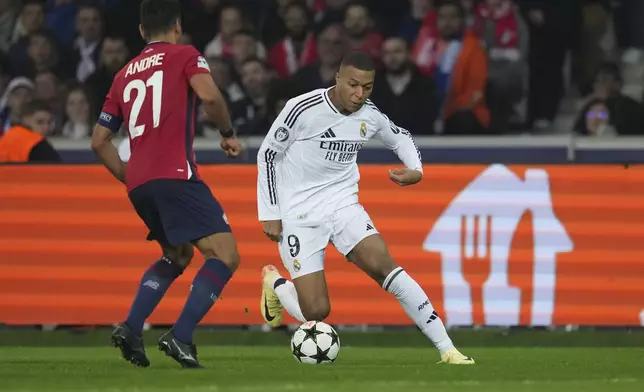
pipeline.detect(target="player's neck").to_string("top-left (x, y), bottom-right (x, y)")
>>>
top-left (327, 86), bottom-right (351, 116)
top-left (147, 33), bottom-right (177, 45)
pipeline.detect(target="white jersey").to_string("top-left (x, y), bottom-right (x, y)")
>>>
top-left (257, 87), bottom-right (423, 224)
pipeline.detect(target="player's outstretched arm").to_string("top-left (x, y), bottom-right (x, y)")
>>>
top-left (372, 109), bottom-right (423, 186)
top-left (257, 98), bottom-right (301, 241)
top-left (91, 124), bottom-right (126, 184)
top-left (189, 73), bottom-right (242, 157)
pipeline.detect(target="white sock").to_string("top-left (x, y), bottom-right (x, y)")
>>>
top-left (272, 278), bottom-right (307, 323)
top-left (383, 267), bottom-right (455, 355)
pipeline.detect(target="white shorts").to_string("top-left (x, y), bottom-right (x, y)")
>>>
top-left (278, 204), bottom-right (379, 279)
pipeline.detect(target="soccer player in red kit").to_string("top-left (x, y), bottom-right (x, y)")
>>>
top-left (91, 0), bottom-right (242, 369)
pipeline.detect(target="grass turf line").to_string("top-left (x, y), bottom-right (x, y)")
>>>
top-left (2, 328), bottom-right (644, 347)
top-left (0, 346), bottom-right (642, 392)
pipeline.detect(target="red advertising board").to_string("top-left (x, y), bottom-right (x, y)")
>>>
top-left (1, 165), bottom-right (643, 326)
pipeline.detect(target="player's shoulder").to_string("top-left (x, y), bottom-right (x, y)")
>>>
top-left (281, 88), bottom-right (327, 129)
top-left (285, 88), bottom-right (326, 108)
top-left (363, 99), bottom-right (388, 122)
top-left (172, 44), bottom-right (203, 56)
top-left (363, 99), bottom-right (385, 117)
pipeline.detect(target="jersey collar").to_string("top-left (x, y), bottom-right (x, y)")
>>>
top-left (324, 87), bottom-right (338, 114)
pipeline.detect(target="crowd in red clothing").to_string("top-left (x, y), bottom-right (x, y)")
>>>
top-left (0, 0), bottom-right (643, 141)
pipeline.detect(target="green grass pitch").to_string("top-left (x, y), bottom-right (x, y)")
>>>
top-left (0, 329), bottom-right (643, 392)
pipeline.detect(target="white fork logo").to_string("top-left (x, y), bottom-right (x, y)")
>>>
top-left (423, 164), bottom-right (573, 327)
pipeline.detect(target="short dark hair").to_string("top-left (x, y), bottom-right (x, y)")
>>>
top-left (77, 0), bottom-right (103, 14)
top-left (345, 1), bottom-right (370, 16)
top-left (27, 29), bottom-right (54, 47)
top-left (596, 62), bottom-right (622, 83)
top-left (285, 0), bottom-right (311, 17)
top-left (341, 51), bottom-right (375, 72)
top-left (140, 0), bottom-right (181, 39)
top-left (20, 99), bottom-right (51, 119)
top-left (233, 28), bottom-right (257, 40)
top-left (436, 0), bottom-right (465, 18)
top-left (240, 56), bottom-right (266, 70)
top-left (21, 0), bottom-right (45, 11)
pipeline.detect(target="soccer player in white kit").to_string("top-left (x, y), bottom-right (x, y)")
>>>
top-left (256, 52), bottom-right (474, 364)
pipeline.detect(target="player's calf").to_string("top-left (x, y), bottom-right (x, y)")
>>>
top-left (349, 235), bottom-right (473, 363)
top-left (169, 233), bottom-right (239, 348)
top-left (123, 243), bottom-right (192, 337)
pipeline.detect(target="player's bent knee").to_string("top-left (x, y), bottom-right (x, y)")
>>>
top-left (161, 243), bottom-right (193, 270)
top-left (194, 233), bottom-right (241, 272)
top-left (178, 244), bottom-right (194, 268)
top-left (357, 253), bottom-right (398, 286)
top-left (221, 250), bottom-right (241, 272)
top-left (301, 301), bottom-right (331, 322)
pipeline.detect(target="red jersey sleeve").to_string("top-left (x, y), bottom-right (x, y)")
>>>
top-left (183, 46), bottom-right (212, 80)
top-left (97, 84), bottom-right (123, 133)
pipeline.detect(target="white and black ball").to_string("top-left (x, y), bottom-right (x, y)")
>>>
top-left (290, 321), bottom-right (340, 364)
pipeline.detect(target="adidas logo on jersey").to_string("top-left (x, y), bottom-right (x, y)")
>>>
top-left (320, 128), bottom-right (336, 138)
top-left (366, 223), bottom-right (375, 231)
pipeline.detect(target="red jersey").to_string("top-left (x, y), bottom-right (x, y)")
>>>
top-left (98, 42), bottom-right (211, 191)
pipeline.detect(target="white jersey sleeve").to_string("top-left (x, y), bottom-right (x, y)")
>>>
top-left (369, 102), bottom-right (423, 173)
top-left (257, 95), bottom-right (312, 221)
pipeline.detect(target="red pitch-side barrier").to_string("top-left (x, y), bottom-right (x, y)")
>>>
top-left (1, 164), bottom-right (643, 326)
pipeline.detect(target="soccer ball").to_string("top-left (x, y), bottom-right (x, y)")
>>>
top-left (290, 321), bottom-right (340, 364)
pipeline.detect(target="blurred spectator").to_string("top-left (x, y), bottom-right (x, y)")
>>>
top-left (268, 1), bottom-right (317, 79)
top-left (573, 97), bottom-right (616, 136)
top-left (207, 56), bottom-right (244, 103)
top-left (254, 0), bottom-right (289, 48)
top-left (343, 2), bottom-right (383, 60)
top-left (33, 70), bottom-right (62, 129)
top-left (230, 29), bottom-right (267, 77)
top-left (73, 2), bottom-right (104, 82)
top-left (204, 4), bottom-right (245, 59)
top-left (46, 0), bottom-right (79, 50)
top-left (11, 0), bottom-right (45, 44)
top-left (0, 77), bottom-right (34, 134)
top-left (8, 0), bottom-right (46, 70)
top-left (0, 0), bottom-right (16, 53)
top-left (579, 0), bottom-right (617, 95)
top-left (411, 2), bottom-right (438, 75)
top-left (0, 98), bottom-right (60, 162)
top-left (370, 36), bottom-right (438, 135)
top-left (60, 83), bottom-right (93, 139)
top-left (315, 0), bottom-right (350, 26)
top-left (230, 57), bottom-right (273, 135)
top-left (399, 0), bottom-right (433, 44)
top-left (290, 23), bottom-right (347, 94)
top-left (574, 62), bottom-right (644, 135)
top-left (433, 0), bottom-right (489, 135)
top-left (520, 0), bottom-right (583, 129)
top-left (460, 0), bottom-right (476, 27)
top-left (475, 0), bottom-right (529, 133)
top-left (184, 0), bottom-right (222, 53)
top-left (85, 35), bottom-right (128, 106)
top-left (15, 30), bottom-right (73, 79)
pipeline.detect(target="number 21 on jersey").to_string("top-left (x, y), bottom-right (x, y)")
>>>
top-left (123, 70), bottom-right (163, 139)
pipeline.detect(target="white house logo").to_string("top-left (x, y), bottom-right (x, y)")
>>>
top-left (423, 164), bottom-right (574, 327)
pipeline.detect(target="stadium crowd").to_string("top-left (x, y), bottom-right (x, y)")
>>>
top-left (1, 0), bottom-right (644, 162)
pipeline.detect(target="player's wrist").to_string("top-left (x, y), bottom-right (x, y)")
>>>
top-left (219, 128), bottom-right (235, 138)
